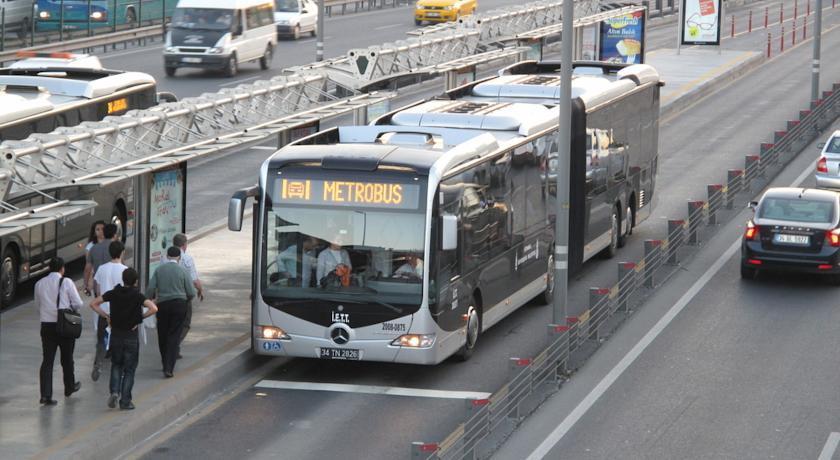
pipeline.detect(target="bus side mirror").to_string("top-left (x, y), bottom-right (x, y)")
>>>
top-left (233, 23), bottom-right (244, 36)
top-left (442, 214), bottom-right (458, 250)
top-left (229, 185), bottom-right (259, 231)
top-left (747, 200), bottom-right (758, 210)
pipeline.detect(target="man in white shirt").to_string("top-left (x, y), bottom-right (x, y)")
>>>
top-left (277, 237), bottom-right (318, 287)
top-left (316, 239), bottom-right (352, 287)
top-left (173, 234), bottom-right (203, 350)
top-left (90, 241), bottom-right (127, 382)
top-left (36, 257), bottom-right (83, 405)
top-left (393, 254), bottom-right (424, 279)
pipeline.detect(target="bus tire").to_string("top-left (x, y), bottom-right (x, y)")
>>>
top-left (125, 8), bottom-right (137, 25)
top-left (617, 200), bottom-right (632, 248)
top-left (454, 298), bottom-right (481, 361)
top-left (541, 248), bottom-right (555, 305)
top-left (0, 246), bottom-right (19, 309)
top-left (259, 44), bottom-right (273, 70)
top-left (164, 66), bottom-right (177, 77)
top-left (224, 54), bottom-right (238, 78)
top-left (600, 206), bottom-right (619, 259)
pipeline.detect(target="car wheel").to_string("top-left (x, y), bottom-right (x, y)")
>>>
top-left (293, 25), bottom-right (300, 40)
top-left (0, 248), bottom-right (18, 309)
top-left (259, 44), bottom-right (273, 70)
top-left (224, 54), bottom-right (238, 78)
top-left (601, 206), bottom-right (619, 259)
top-left (740, 265), bottom-right (757, 280)
top-left (829, 274), bottom-right (840, 286)
top-left (454, 301), bottom-right (480, 361)
top-left (311, 26), bottom-right (317, 37)
top-left (164, 66), bottom-right (177, 77)
top-left (414, 19), bottom-right (422, 26)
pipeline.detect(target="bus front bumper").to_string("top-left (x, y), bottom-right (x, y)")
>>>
top-left (254, 335), bottom-right (443, 365)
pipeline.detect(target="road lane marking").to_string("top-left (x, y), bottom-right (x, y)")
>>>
top-left (251, 146), bottom-right (277, 150)
top-left (375, 23), bottom-right (404, 30)
top-left (220, 75), bottom-right (263, 86)
top-left (526, 154), bottom-right (817, 459)
top-left (99, 46), bottom-right (164, 60)
top-left (818, 433), bottom-right (840, 460)
top-left (255, 380), bottom-right (491, 400)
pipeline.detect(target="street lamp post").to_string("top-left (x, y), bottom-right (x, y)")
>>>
top-left (553, 0), bottom-right (574, 326)
top-left (812, 0), bottom-right (822, 101)
top-left (316, 0), bottom-right (325, 61)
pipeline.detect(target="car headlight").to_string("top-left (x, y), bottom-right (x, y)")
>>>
top-left (164, 46), bottom-right (178, 53)
top-left (256, 325), bottom-right (290, 340)
top-left (391, 334), bottom-right (435, 348)
top-left (208, 47), bottom-right (225, 54)
top-left (38, 11), bottom-right (51, 19)
top-left (277, 19), bottom-right (288, 25)
top-left (90, 11), bottom-right (106, 20)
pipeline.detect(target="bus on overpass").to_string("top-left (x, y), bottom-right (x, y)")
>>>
top-left (228, 61), bottom-right (662, 364)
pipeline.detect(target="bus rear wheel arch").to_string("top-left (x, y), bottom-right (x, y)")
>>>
top-left (0, 245), bottom-right (20, 309)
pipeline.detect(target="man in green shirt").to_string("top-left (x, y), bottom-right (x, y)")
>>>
top-left (146, 246), bottom-right (196, 378)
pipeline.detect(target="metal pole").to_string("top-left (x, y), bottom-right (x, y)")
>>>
top-left (60, 0), bottom-right (65, 41)
top-left (812, 0), bottom-right (822, 101)
top-left (316, 0), bottom-right (325, 61)
top-left (553, 0), bottom-right (573, 326)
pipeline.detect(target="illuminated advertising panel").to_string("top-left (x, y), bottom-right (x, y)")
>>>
top-left (681, 0), bottom-right (722, 45)
top-left (599, 10), bottom-right (645, 64)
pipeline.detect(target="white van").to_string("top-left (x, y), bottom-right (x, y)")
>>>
top-left (273, 0), bottom-right (316, 40)
top-left (2, 1), bottom-right (34, 39)
top-left (164, 0), bottom-right (278, 77)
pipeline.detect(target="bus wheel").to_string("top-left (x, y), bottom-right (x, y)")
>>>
top-left (455, 302), bottom-right (480, 361)
top-left (601, 207), bottom-right (619, 259)
top-left (618, 202), bottom-right (632, 248)
top-left (224, 54), bottom-right (238, 78)
top-left (259, 44), bottom-right (273, 70)
top-left (0, 248), bottom-right (18, 308)
top-left (541, 249), bottom-right (555, 305)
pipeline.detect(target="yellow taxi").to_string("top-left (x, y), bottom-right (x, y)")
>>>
top-left (414, 0), bottom-right (477, 26)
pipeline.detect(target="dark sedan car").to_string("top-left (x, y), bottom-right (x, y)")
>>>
top-left (741, 187), bottom-right (840, 283)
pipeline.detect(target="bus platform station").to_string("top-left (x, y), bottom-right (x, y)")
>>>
top-left (0, 47), bottom-right (762, 460)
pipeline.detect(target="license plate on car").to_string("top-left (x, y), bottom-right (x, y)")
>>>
top-left (182, 57), bottom-right (202, 63)
top-left (319, 348), bottom-right (360, 360)
top-left (774, 234), bottom-right (809, 245)
top-left (426, 12), bottom-right (440, 17)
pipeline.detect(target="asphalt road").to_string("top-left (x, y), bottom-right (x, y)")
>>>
top-left (136, 2), bottom-right (840, 459)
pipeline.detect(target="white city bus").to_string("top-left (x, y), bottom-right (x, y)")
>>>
top-left (229, 61), bottom-right (662, 364)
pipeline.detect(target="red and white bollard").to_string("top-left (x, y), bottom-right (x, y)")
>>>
top-left (780, 3), bottom-right (784, 24)
top-left (792, 18), bottom-right (797, 45)
top-left (731, 14), bottom-right (735, 37)
top-left (767, 32), bottom-right (772, 57)
top-left (749, 10), bottom-right (753, 32)
top-left (781, 25), bottom-right (785, 51)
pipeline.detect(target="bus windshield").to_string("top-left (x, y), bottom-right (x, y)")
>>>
top-left (262, 174), bottom-right (427, 307)
top-left (172, 8), bottom-right (235, 30)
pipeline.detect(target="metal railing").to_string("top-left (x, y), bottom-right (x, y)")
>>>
top-left (410, 81), bottom-right (840, 460)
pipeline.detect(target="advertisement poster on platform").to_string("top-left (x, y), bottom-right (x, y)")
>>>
top-left (581, 24), bottom-right (598, 60)
top-left (147, 164), bottom-right (186, 279)
top-left (681, 0), bottom-right (721, 45)
top-left (599, 10), bottom-right (645, 64)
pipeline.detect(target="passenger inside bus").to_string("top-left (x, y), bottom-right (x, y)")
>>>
top-left (316, 233), bottom-right (353, 287)
top-left (393, 254), bottom-right (423, 279)
top-left (276, 236), bottom-right (319, 287)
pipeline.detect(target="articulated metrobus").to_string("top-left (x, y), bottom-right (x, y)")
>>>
top-left (228, 61), bottom-right (662, 364)
top-left (0, 61), bottom-right (167, 307)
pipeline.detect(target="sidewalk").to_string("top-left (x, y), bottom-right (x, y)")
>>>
top-left (0, 47), bottom-right (762, 460)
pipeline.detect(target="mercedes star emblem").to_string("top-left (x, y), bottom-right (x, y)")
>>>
top-left (331, 327), bottom-right (350, 345)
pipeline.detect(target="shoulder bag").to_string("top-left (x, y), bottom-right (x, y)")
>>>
top-left (56, 277), bottom-right (83, 339)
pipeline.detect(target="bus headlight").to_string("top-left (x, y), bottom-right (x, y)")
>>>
top-left (257, 325), bottom-right (289, 340)
top-left (90, 11), bottom-right (106, 20)
top-left (38, 11), bottom-right (51, 19)
top-left (392, 334), bottom-right (435, 348)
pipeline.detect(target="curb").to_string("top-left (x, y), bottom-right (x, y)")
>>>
top-left (45, 336), bottom-right (274, 460)
top-left (660, 51), bottom-right (765, 121)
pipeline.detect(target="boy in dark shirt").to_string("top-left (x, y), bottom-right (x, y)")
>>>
top-left (90, 268), bottom-right (158, 410)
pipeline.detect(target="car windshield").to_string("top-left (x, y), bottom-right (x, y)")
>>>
top-left (172, 8), bottom-right (234, 31)
top-left (758, 197), bottom-right (835, 223)
top-left (275, 0), bottom-right (300, 12)
top-left (826, 136), bottom-right (840, 154)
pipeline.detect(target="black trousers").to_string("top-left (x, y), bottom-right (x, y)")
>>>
top-left (156, 299), bottom-right (187, 374)
top-left (93, 316), bottom-right (108, 370)
top-left (40, 322), bottom-right (76, 399)
top-left (179, 299), bottom-right (193, 345)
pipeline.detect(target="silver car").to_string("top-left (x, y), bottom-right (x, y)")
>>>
top-left (815, 130), bottom-right (840, 190)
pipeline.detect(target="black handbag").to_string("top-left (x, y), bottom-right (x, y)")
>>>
top-left (56, 277), bottom-right (82, 339)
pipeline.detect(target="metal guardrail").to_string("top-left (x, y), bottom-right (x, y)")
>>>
top-left (409, 82), bottom-right (840, 460)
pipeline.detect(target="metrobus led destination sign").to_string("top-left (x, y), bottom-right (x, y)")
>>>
top-left (277, 178), bottom-right (421, 210)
